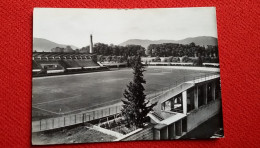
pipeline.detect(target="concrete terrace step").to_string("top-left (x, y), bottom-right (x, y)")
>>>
top-left (151, 112), bottom-right (164, 121)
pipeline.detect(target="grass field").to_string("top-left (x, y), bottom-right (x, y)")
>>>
top-left (32, 67), bottom-right (215, 120)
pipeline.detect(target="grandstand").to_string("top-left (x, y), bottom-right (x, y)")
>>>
top-left (61, 59), bottom-right (81, 69)
top-left (32, 52), bottom-right (103, 75)
top-left (74, 59), bottom-right (100, 68)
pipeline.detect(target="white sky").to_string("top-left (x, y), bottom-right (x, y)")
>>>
top-left (33, 7), bottom-right (217, 48)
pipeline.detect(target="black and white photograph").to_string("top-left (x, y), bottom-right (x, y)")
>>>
top-left (32, 7), bottom-right (224, 145)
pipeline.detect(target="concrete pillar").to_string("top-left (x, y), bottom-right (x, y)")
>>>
top-left (154, 129), bottom-right (160, 140)
top-left (154, 124), bottom-right (168, 140)
top-left (170, 98), bottom-right (174, 111)
top-left (203, 84), bottom-right (208, 105)
top-left (161, 126), bottom-right (168, 140)
top-left (182, 118), bottom-right (187, 132)
top-left (176, 120), bottom-right (182, 136)
top-left (212, 81), bottom-right (216, 100)
top-left (194, 86), bottom-right (199, 109)
top-left (161, 102), bottom-right (165, 111)
top-left (168, 123), bottom-right (176, 139)
top-left (182, 91), bottom-right (187, 114)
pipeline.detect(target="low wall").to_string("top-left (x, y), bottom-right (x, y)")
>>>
top-left (47, 69), bottom-right (65, 74)
top-left (148, 65), bottom-right (220, 72)
top-left (32, 67), bottom-right (109, 77)
top-left (92, 125), bottom-right (123, 138)
top-left (186, 99), bottom-right (221, 132)
top-left (115, 125), bottom-right (154, 141)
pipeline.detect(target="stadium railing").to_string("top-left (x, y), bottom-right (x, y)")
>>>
top-left (145, 72), bottom-right (220, 100)
top-left (32, 105), bottom-right (122, 132)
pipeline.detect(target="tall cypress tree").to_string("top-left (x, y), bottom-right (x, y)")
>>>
top-left (121, 55), bottom-right (157, 128)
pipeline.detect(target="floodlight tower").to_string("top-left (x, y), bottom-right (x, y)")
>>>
top-left (89, 34), bottom-right (93, 54)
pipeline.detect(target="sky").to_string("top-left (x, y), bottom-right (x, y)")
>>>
top-left (33, 7), bottom-right (218, 48)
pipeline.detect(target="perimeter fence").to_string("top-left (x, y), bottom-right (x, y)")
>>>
top-left (32, 105), bottom-right (121, 132)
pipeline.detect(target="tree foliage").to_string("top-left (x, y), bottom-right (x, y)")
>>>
top-left (51, 46), bottom-right (74, 53)
top-left (92, 43), bottom-right (145, 57)
top-left (121, 56), bottom-right (157, 128)
top-left (147, 43), bottom-right (219, 58)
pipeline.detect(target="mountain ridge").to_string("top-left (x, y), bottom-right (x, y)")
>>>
top-left (33, 36), bottom-right (217, 52)
top-left (33, 38), bottom-right (78, 52)
top-left (119, 36), bottom-right (218, 49)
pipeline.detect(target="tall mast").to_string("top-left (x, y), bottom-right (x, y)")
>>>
top-left (90, 34), bottom-right (93, 54)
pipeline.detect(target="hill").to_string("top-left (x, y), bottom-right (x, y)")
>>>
top-left (119, 36), bottom-right (217, 49)
top-left (33, 38), bottom-right (78, 52)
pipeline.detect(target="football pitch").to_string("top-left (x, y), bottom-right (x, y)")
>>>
top-left (32, 67), bottom-right (215, 120)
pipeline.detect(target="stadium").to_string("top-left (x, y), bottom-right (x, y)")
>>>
top-left (32, 46), bottom-right (220, 118)
top-left (32, 35), bottom-right (223, 142)
top-left (31, 33), bottom-right (223, 145)
top-left (32, 53), bottom-right (223, 142)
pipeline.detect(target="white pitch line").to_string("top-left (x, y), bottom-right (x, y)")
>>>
top-left (33, 95), bottom-right (81, 106)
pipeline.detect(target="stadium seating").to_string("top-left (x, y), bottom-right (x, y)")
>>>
top-left (60, 59), bottom-right (81, 68)
top-left (34, 59), bottom-right (100, 69)
top-left (74, 59), bottom-right (100, 67)
top-left (32, 53), bottom-right (103, 75)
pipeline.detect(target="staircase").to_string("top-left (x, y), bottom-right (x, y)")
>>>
top-left (151, 112), bottom-right (164, 121)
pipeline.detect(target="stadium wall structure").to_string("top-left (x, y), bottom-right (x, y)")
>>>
top-left (186, 98), bottom-right (221, 132)
top-left (32, 66), bottom-right (110, 77)
top-left (142, 61), bottom-right (219, 67)
top-left (148, 65), bottom-right (220, 72)
top-left (116, 99), bottom-right (222, 141)
top-left (114, 79), bottom-right (222, 141)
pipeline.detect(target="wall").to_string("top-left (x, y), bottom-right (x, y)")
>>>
top-left (116, 125), bottom-right (154, 141)
top-left (133, 99), bottom-right (221, 141)
top-left (149, 65), bottom-right (220, 72)
top-left (92, 125), bottom-right (123, 138)
top-left (186, 99), bottom-right (221, 132)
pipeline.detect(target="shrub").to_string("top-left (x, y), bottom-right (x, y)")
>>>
top-left (154, 56), bottom-right (161, 62)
